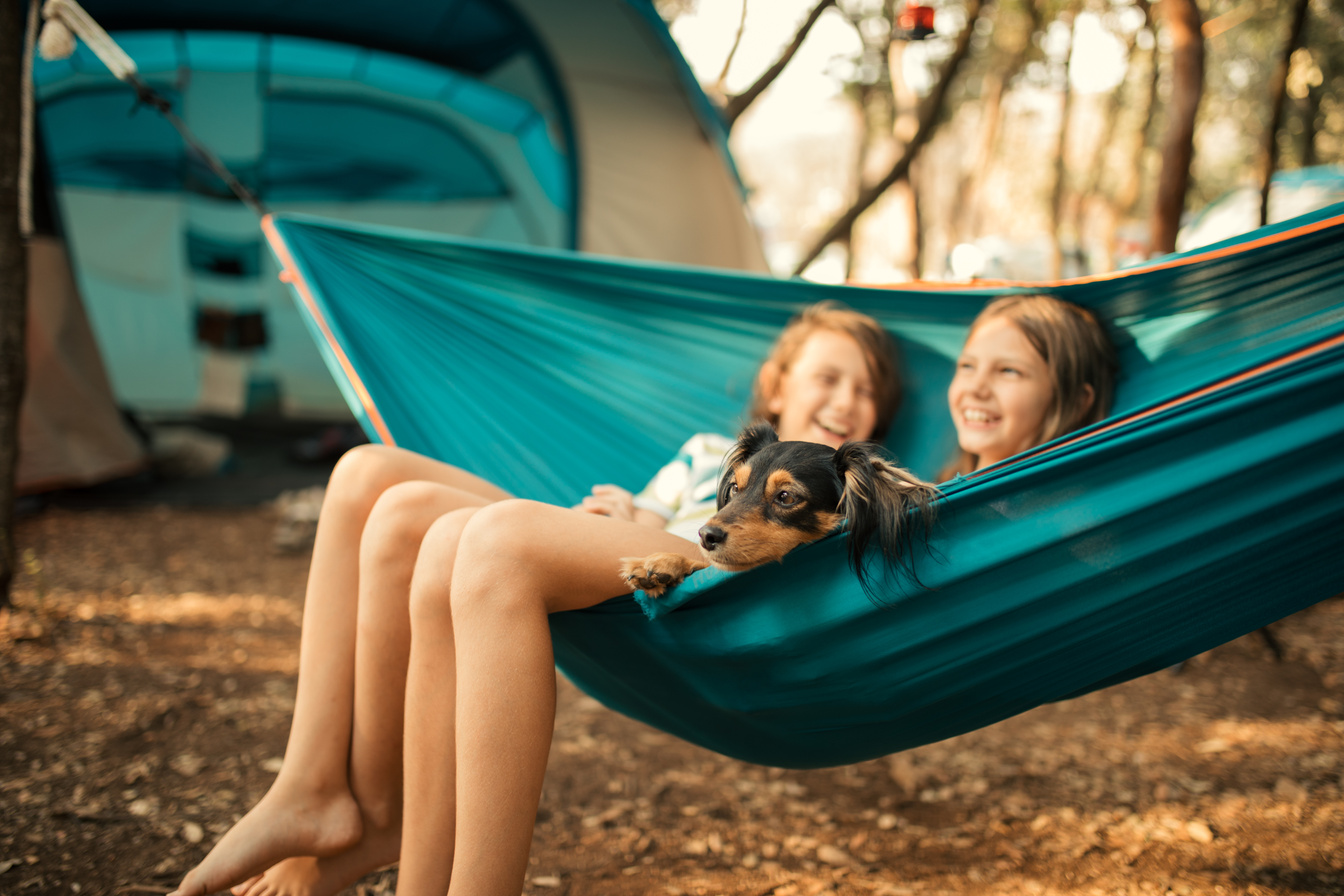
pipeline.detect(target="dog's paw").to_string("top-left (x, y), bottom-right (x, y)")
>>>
top-left (619, 553), bottom-right (706, 598)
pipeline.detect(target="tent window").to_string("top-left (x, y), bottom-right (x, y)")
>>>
top-left (263, 96), bottom-right (507, 202)
top-left (195, 307), bottom-right (268, 350)
top-left (187, 232), bottom-right (263, 278)
top-left (40, 86), bottom-right (184, 192)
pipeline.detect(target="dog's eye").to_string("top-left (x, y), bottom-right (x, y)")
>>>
top-left (727, 482), bottom-right (739, 498)
top-left (775, 490), bottom-right (797, 507)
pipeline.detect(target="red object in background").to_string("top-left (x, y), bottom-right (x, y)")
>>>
top-left (896, 2), bottom-right (936, 40)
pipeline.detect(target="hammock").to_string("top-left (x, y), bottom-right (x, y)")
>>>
top-left (263, 205), bottom-right (1344, 769)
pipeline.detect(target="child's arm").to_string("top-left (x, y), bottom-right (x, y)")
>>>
top-left (574, 484), bottom-right (669, 528)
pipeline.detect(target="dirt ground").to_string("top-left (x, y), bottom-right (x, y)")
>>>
top-left (3, 504), bottom-right (1343, 896)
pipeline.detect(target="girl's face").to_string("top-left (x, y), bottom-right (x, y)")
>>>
top-left (769, 329), bottom-right (878, 449)
top-left (948, 314), bottom-right (1054, 470)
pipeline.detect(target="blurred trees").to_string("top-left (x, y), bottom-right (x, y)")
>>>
top-left (665, 0), bottom-right (1344, 280)
top-left (1256, 0), bottom-right (1312, 226)
top-left (791, 0), bottom-right (989, 275)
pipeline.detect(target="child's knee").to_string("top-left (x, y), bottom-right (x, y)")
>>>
top-left (454, 500), bottom-right (534, 567)
top-left (406, 510), bottom-right (482, 626)
top-left (328, 444), bottom-right (407, 509)
top-left (452, 502), bottom-right (557, 616)
top-left (363, 484), bottom-right (460, 563)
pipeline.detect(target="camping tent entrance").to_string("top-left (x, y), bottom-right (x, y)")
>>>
top-left (34, 29), bottom-right (575, 419)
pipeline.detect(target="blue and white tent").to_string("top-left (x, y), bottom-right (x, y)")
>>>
top-left (28, 0), bottom-right (764, 429)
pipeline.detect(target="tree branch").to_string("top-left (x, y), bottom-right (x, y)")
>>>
top-left (713, 0), bottom-right (750, 97)
top-left (722, 0), bottom-right (837, 129)
top-left (792, 0), bottom-right (990, 277)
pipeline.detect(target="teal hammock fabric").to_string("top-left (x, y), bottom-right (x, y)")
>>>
top-left (264, 206), bottom-right (1344, 769)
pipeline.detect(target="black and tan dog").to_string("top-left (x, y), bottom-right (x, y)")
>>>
top-left (620, 423), bottom-right (938, 599)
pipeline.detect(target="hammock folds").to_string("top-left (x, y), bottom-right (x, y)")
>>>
top-left (264, 205), bottom-right (1344, 769)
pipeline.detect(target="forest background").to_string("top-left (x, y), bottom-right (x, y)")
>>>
top-left (658, 0), bottom-right (1341, 284)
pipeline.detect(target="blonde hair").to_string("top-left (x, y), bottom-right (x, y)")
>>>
top-left (944, 293), bottom-right (1118, 477)
top-left (750, 301), bottom-right (903, 442)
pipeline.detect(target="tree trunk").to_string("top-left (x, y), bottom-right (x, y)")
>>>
top-left (956, 1), bottom-right (1038, 245)
top-left (1258, 0), bottom-right (1312, 227)
top-left (1070, 9), bottom-right (1148, 261)
top-left (887, 33), bottom-right (920, 277)
top-left (1047, 4), bottom-right (1080, 280)
top-left (0, 0), bottom-right (30, 609)
top-left (1148, 0), bottom-right (1204, 257)
top-left (1299, 81), bottom-right (1321, 168)
top-left (792, 0), bottom-right (990, 276)
top-left (1116, 2), bottom-right (1158, 221)
top-left (905, 164), bottom-right (923, 278)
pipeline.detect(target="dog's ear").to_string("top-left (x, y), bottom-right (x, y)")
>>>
top-left (833, 442), bottom-right (940, 601)
top-left (734, 422), bottom-right (779, 459)
top-left (717, 423), bottom-right (779, 509)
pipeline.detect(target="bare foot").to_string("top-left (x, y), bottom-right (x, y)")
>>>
top-left (230, 823), bottom-right (401, 896)
top-left (169, 785), bottom-right (363, 896)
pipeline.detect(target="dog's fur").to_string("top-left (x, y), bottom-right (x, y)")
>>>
top-left (620, 423), bottom-right (939, 599)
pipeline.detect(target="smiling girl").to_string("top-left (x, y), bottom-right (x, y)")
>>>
top-left (943, 294), bottom-right (1118, 478)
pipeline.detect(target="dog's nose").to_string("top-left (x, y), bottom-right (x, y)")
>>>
top-left (699, 524), bottom-right (727, 551)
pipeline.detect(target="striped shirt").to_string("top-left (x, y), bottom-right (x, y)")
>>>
top-left (633, 432), bottom-right (734, 543)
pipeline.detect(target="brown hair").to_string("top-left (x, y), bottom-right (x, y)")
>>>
top-left (750, 301), bottom-right (904, 442)
top-left (943, 293), bottom-right (1118, 478)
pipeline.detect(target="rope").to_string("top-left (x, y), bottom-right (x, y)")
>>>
top-left (37, 0), bottom-right (270, 218)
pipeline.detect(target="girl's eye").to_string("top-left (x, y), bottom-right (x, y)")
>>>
top-left (775, 490), bottom-right (796, 506)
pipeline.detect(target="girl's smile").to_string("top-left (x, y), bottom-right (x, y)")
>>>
top-left (769, 330), bottom-right (878, 448)
top-left (948, 314), bottom-right (1054, 470)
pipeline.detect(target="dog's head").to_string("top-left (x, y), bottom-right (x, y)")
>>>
top-left (698, 424), bottom-right (846, 572)
top-left (699, 423), bottom-right (938, 597)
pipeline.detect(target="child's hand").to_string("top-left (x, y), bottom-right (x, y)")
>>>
top-left (573, 484), bottom-right (636, 522)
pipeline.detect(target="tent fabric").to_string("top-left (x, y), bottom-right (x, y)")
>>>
top-left (30, 0), bottom-right (766, 426)
top-left (44, 0), bottom-right (766, 266)
top-left (1177, 164), bottom-right (1344, 252)
top-left (33, 29), bottom-right (574, 418)
top-left (263, 205), bottom-right (1344, 769)
top-left (18, 238), bottom-right (147, 494)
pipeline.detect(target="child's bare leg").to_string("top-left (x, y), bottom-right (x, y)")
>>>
top-left (396, 501), bottom-right (702, 896)
top-left (233, 500), bottom-right (485, 896)
top-left (172, 447), bottom-right (507, 896)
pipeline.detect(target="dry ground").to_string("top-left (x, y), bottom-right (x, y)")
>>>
top-left (2, 505), bottom-right (1342, 896)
